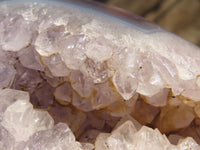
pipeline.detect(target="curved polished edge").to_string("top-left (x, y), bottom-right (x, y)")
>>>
top-left (0, 0), bottom-right (163, 33)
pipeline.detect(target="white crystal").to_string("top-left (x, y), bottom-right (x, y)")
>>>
top-left (0, 89), bottom-right (29, 121)
top-left (24, 123), bottom-right (83, 150)
top-left (0, 16), bottom-right (32, 51)
top-left (114, 115), bottom-right (142, 131)
top-left (85, 36), bottom-right (113, 62)
top-left (129, 126), bottom-right (170, 150)
top-left (177, 137), bottom-right (200, 150)
top-left (1, 98), bottom-right (54, 142)
top-left (59, 35), bottom-right (87, 70)
top-left (95, 133), bottom-right (110, 150)
top-left (113, 68), bottom-right (138, 100)
top-left (35, 25), bottom-right (65, 56)
top-left (70, 70), bottom-right (94, 98)
top-left (107, 120), bottom-right (137, 150)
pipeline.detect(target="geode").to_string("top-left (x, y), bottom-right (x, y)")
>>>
top-left (0, 0), bottom-right (200, 150)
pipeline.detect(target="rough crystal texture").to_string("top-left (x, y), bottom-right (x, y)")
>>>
top-left (23, 123), bottom-right (83, 150)
top-left (1, 89), bottom-right (54, 142)
top-left (0, 62), bottom-right (16, 89)
top-left (0, 16), bottom-right (32, 51)
top-left (0, 1), bottom-right (200, 150)
top-left (95, 120), bottom-right (200, 150)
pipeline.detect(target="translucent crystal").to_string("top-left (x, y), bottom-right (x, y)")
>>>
top-left (0, 2), bottom-right (200, 150)
top-left (41, 54), bottom-right (70, 77)
top-left (24, 123), bottom-right (83, 150)
top-left (12, 63), bottom-right (42, 93)
top-left (80, 58), bottom-right (111, 83)
top-left (177, 137), bottom-right (200, 150)
top-left (0, 125), bottom-right (16, 150)
top-left (95, 133), bottom-right (110, 150)
top-left (59, 35), bottom-right (87, 70)
top-left (0, 16), bottom-right (32, 51)
top-left (35, 25), bottom-right (65, 56)
top-left (107, 121), bottom-right (137, 150)
top-left (112, 68), bottom-right (138, 100)
top-left (182, 89), bottom-right (200, 101)
top-left (18, 46), bottom-right (44, 71)
top-left (1, 99), bottom-right (54, 142)
top-left (91, 81), bottom-right (120, 109)
top-left (0, 48), bottom-right (17, 65)
top-left (53, 82), bottom-right (72, 105)
top-left (35, 81), bottom-right (54, 107)
top-left (72, 92), bottom-right (94, 112)
top-left (145, 88), bottom-right (169, 107)
top-left (85, 36), bottom-right (113, 62)
top-left (0, 89), bottom-right (29, 121)
top-left (0, 62), bottom-right (16, 88)
top-left (70, 70), bottom-right (94, 98)
top-left (114, 115), bottom-right (142, 131)
top-left (131, 126), bottom-right (171, 150)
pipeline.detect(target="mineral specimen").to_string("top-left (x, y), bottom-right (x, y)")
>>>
top-left (0, 0), bottom-right (200, 150)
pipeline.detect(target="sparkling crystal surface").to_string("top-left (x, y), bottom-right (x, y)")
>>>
top-left (0, 1), bottom-right (200, 150)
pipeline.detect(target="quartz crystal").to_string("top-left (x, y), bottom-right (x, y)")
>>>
top-left (0, 1), bottom-right (200, 150)
top-left (1, 89), bottom-right (54, 142)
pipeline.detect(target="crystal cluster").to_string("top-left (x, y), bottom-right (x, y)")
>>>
top-left (0, 1), bottom-right (200, 150)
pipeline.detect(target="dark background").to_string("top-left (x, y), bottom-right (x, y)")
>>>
top-left (93, 0), bottom-right (200, 47)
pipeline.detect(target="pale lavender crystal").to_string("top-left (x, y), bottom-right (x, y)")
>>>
top-left (0, 1), bottom-right (200, 150)
top-left (11, 63), bottom-right (42, 93)
top-left (0, 62), bottom-right (16, 89)
top-left (18, 46), bottom-right (44, 71)
top-left (35, 81), bottom-right (54, 107)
